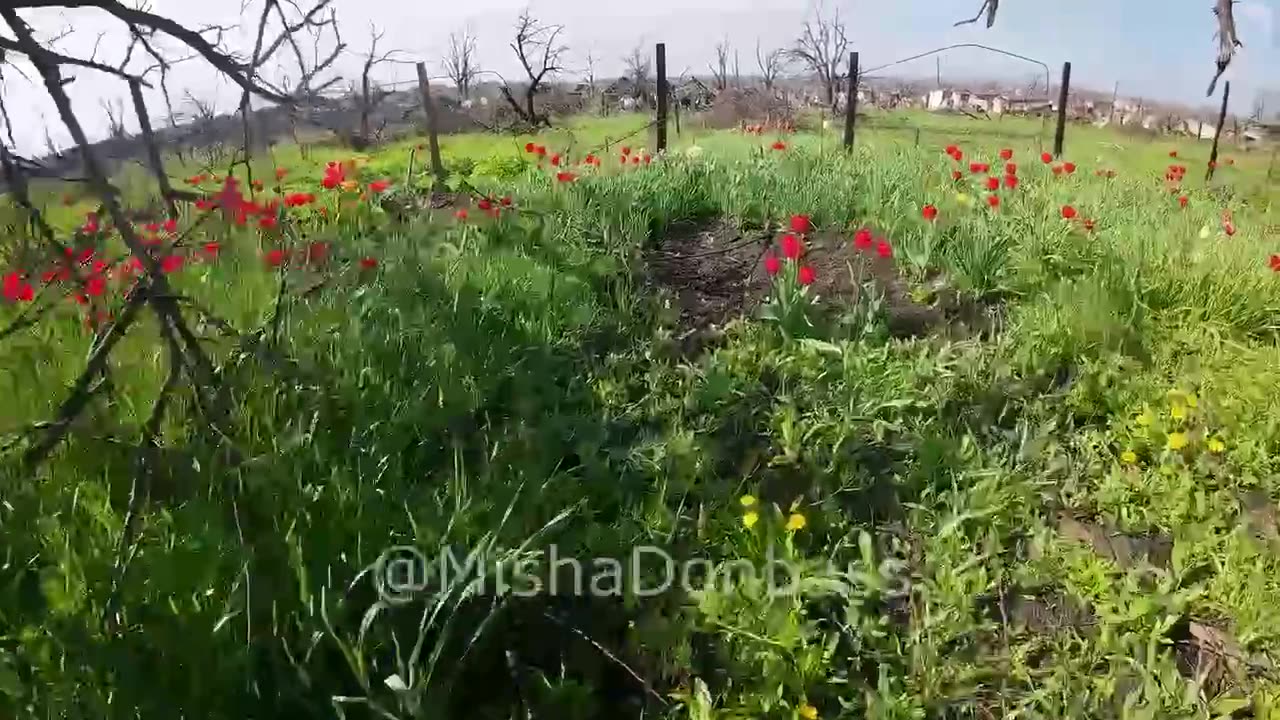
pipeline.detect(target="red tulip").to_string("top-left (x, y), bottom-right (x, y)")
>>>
top-left (275, 168), bottom-right (288, 181)
top-left (621, 146), bottom-right (631, 156)
top-left (944, 144), bottom-right (959, 156)
top-left (1052, 165), bottom-right (1064, 176)
top-left (771, 140), bottom-right (787, 151)
top-left (2, 272), bottom-right (33, 302)
top-left (369, 179), bottom-right (392, 194)
top-left (1223, 221), bottom-right (1236, 236)
top-left (985, 177), bottom-right (999, 191)
top-left (501, 196), bottom-right (513, 207)
top-left (951, 170), bottom-right (963, 181)
top-left (780, 233), bottom-right (803, 260)
top-left (1063, 162), bottom-right (1076, 174)
top-left (478, 198), bottom-right (493, 211)
top-left (854, 228), bottom-right (873, 251)
top-left (259, 216), bottom-right (278, 230)
top-left (202, 242), bottom-right (220, 258)
top-left (1041, 152), bottom-right (1053, 164)
top-left (1269, 254), bottom-right (1280, 272)
top-left (999, 148), bottom-right (1013, 160)
top-left (789, 214), bottom-right (812, 234)
top-left (556, 171), bottom-right (577, 183)
top-left (160, 254), bottom-right (184, 274)
top-left (922, 204), bottom-right (938, 222)
top-left (455, 209), bottom-right (469, 221)
top-left (1004, 175), bottom-right (1019, 189)
top-left (1082, 218), bottom-right (1096, 232)
top-left (764, 253), bottom-right (781, 276)
top-left (875, 240), bottom-right (892, 259)
top-left (360, 257), bottom-right (379, 270)
top-left (163, 218), bottom-right (178, 234)
top-left (1061, 205), bottom-right (1077, 220)
top-left (306, 242), bottom-right (329, 264)
top-left (550, 154), bottom-right (561, 167)
top-left (986, 194), bottom-right (1000, 209)
top-left (1005, 162), bottom-right (1017, 175)
top-left (1179, 195), bottom-right (1189, 208)
top-left (797, 265), bottom-right (816, 285)
top-left (525, 142), bottom-right (536, 153)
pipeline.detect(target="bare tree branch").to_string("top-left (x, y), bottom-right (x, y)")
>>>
top-left (501, 9), bottom-right (566, 126)
top-left (1208, 0), bottom-right (1242, 97)
top-left (443, 29), bottom-right (480, 103)
top-left (789, 2), bottom-right (849, 110)
top-left (710, 38), bottom-right (729, 91)
top-left (756, 39), bottom-right (785, 92)
top-left (954, 0), bottom-right (999, 27)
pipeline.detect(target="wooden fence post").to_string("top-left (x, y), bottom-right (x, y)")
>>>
top-left (415, 62), bottom-right (446, 189)
top-left (128, 78), bottom-right (178, 219)
top-left (843, 51), bottom-right (859, 150)
top-left (655, 43), bottom-right (668, 153)
top-left (1206, 81), bottom-right (1231, 182)
top-left (1053, 61), bottom-right (1071, 158)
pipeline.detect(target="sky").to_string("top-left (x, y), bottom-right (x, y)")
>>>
top-left (1, 0), bottom-right (1277, 154)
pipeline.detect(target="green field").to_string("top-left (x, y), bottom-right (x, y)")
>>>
top-left (3, 112), bottom-right (1280, 718)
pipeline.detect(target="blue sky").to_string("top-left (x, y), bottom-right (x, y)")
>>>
top-left (3, 0), bottom-right (1277, 152)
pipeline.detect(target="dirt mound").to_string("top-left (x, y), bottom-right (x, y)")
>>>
top-left (645, 218), bottom-right (992, 350)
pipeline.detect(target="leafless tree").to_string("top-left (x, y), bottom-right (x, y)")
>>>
top-left (756, 40), bottom-right (784, 92)
top-left (101, 98), bottom-right (128, 139)
top-left (349, 24), bottom-right (399, 149)
top-left (500, 9), bottom-right (566, 127)
top-left (710, 38), bottom-right (729, 91)
top-left (956, 0), bottom-right (1239, 98)
top-left (622, 44), bottom-right (651, 102)
top-left (789, 2), bottom-right (850, 110)
top-left (444, 29), bottom-right (480, 101)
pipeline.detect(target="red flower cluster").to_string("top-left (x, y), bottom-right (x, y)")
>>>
top-left (524, 143), bottom-right (548, 158)
top-left (851, 227), bottom-right (892, 258)
top-left (285, 192), bottom-right (317, 208)
top-left (945, 145), bottom-right (964, 162)
top-left (582, 154), bottom-right (602, 167)
top-left (764, 214), bottom-right (817, 285)
top-left (1165, 164), bottom-right (1188, 182)
top-left (556, 171), bottom-right (577, 183)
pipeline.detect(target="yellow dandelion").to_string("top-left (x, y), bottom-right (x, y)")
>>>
top-left (956, 192), bottom-right (973, 208)
top-left (1207, 437), bottom-right (1226, 453)
top-left (785, 513), bottom-right (807, 532)
top-left (1170, 403), bottom-right (1187, 421)
top-left (742, 511), bottom-right (759, 529)
top-left (1135, 409), bottom-right (1154, 427)
top-left (799, 703), bottom-right (819, 720)
top-left (739, 494), bottom-right (757, 507)
top-left (1167, 432), bottom-right (1189, 451)
top-left (1121, 450), bottom-right (1137, 464)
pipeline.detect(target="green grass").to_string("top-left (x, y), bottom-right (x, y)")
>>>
top-left (2, 113), bottom-right (1280, 719)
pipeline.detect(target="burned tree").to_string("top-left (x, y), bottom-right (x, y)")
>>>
top-left (101, 97), bottom-right (128, 139)
top-left (348, 24), bottom-right (400, 149)
top-left (623, 44), bottom-right (652, 103)
top-left (710, 38), bottom-right (730, 91)
top-left (956, 0), bottom-right (1240, 97)
top-left (500, 9), bottom-right (566, 127)
top-left (444, 29), bottom-right (480, 102)
top-left (789, 3), bottom-right (850, 110)
top-left (756, 40), bottom-right (785, 92)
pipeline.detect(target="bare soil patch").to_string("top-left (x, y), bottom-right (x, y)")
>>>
top-left (645, 217), bottom-right (996, 351)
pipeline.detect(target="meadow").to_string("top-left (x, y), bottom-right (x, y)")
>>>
top-left (2, 110), bottom-right (1280, 719)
